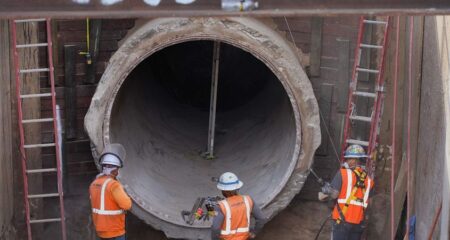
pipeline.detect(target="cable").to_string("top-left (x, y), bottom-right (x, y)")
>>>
top-left (314, 214), bottom-right (331, 240)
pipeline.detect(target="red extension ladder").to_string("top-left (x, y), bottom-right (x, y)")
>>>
top-left (340, 16), bottom-right (391, 175)
top-left (11, 18), bottom-right (67, 240)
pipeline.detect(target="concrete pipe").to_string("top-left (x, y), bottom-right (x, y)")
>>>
top-left (85, 17), bottom-right (321, 239)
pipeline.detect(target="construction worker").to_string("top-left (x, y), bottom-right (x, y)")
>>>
top-left (211, 172), bottom-right (266, 240)
top-left (319, 144), bottom-right (374, 240)
top-left (89, 143), bottom-right (132, 240)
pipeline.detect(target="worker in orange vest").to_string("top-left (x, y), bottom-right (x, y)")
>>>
top-left (211, 172), bottom-right (267, 240)
top-left (319, 144), bottom-right (374, 240)
top-left (89, 143), bottom-right (132, 240)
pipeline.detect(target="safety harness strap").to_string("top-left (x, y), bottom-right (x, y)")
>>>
top-left (336, 168), bottom-right (368, 224)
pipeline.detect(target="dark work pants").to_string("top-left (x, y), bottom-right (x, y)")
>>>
top-left (99, 235), bottom-right (126, 240)
top-left (332, 221), bottom-right (364, 240)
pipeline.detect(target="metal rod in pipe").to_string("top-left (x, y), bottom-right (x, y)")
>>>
top-left (207, 41), bottom-right (221, 158)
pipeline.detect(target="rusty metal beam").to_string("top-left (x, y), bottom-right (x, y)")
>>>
top-left (0, 0), bottom-right (450, 18)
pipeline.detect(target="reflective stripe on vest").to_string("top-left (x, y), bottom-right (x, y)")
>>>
top-left (336, 169), bottom-right (372, 208)
top-left (92, 178), bottom-right (124, 215)
top-left (220, 196), bottom-right (251, 235)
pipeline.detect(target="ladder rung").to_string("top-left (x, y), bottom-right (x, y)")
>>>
top-left (19, 68), bottom-right (50, 74)
top-left (20, 93), bottom-right (52, 99)
top-left (363, 19), bottom-right (388, 25)
top-left (30, 218), bottom-right (61, 224)
top-left (24, 143), bottom-right (55, 149)
top-left (26, 168), bottom-right (57, 174)
top-left (28, 193), bottom-right (60, 199)
top-left (14, 19), bottom-right (47, 23)
top-left (353, 91), bottom-right (377, 98)
top-left (360, 44), bottom-right (383, 49)
top-left (356, 67), bottom-right (379, 74)
top-left (347, 139), bottom-right (369, 147)
top-left (349, 115), bottom-right (372, 122)
top-left (22, 118), bottom-right (54, 124)
top-left (16, 43), bottom-right (49, 48)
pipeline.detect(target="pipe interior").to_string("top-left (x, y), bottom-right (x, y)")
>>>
top-left (110, 40), bottom-right (298, 223)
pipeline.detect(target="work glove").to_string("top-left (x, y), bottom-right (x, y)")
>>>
top-left (318, 192), bottom-right (329, 201)
top-left (321, 182), bottom-right (332, 193)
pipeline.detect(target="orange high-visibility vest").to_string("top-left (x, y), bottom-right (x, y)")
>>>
top-left (332, 168), bottom-right (373, 224)
top-left (218, 195), bottom-right (254, 240)
top-left (89, 176), bottom-right (127, 238)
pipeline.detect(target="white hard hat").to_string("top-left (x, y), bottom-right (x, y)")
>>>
top-left (217, 172), bottom-right (243, 191)
top-left (99, 143), bottom-right (126, 168)
top-left (100, 154), bottom-right (122, 168)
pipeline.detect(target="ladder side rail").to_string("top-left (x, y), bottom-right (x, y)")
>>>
top-left (368, 16), bottom-right (391, 152)
top-left (45, 18), bottom-right (67, 240)
top-left (340, 16), bottom-right (366, 163)
top-left (10, 20), bottom-right (33, 240)
top-left (367, 17), bottom-right (391, 174)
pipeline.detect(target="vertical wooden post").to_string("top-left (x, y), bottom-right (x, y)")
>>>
top-left (309, 17), bottom-right (323, 77)
top-left (316, 84), bottom-right (333, 156)
top-left (337, 39), bottom-right (351, 113)
top-left (0, 19), bottom-right (15, 240)
top-left (15, 20), bottom-right (43, 237)
top-left (64, 45), bottom-right (77, 140)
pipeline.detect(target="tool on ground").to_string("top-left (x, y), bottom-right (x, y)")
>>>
top-left (11, 18), bottom-right (67, 240)
top-left (181, 196), bottom-right (224, 225)
top-left (340, 16), bottom-right (391, 177)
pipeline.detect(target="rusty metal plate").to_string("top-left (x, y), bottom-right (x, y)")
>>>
top-left (1, 0), bottom-right (450, 19)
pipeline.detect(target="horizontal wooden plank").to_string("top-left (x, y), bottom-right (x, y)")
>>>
top-left (42, 107), bottom-right (89, 120)
top-left (58, 40), bottom-right (118, 52)
top-left (57, 29), bottom-right (129, 42)
top-left (57, 19), bottom-right (135, 31)
top-left (274, 17), bottom-right (311, 32)
top-left (41, 139), bottom-right (91, 155)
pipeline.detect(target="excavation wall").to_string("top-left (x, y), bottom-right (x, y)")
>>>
top-left (415, 16), bottom-right (450, 240)
top-left (6, 16), bottom-right (362, 239)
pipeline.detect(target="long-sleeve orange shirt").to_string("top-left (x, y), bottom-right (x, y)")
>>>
top-left (90, 175), bottom-right (132, 238)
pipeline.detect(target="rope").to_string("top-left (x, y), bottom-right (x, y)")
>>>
top-left (283, 16), bottom-right (340, 164)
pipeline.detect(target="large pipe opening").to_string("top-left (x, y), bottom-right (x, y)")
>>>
top-left (85, 18), bottom-right (320, 239)
top-left (110, 40), bottom-right (297, 226)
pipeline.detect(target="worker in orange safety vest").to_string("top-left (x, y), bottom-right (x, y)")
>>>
top-left (319, 144), bottom-right (374, 240)
top-left (211, 172), bottom-right (267, 240)
top-left (89, 143), bottom-right (132, 240)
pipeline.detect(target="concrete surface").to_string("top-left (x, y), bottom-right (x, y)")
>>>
top-left (85, 17), bottom-right (321, 239)
top-left (414, 16), bottom-right (450, 240)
